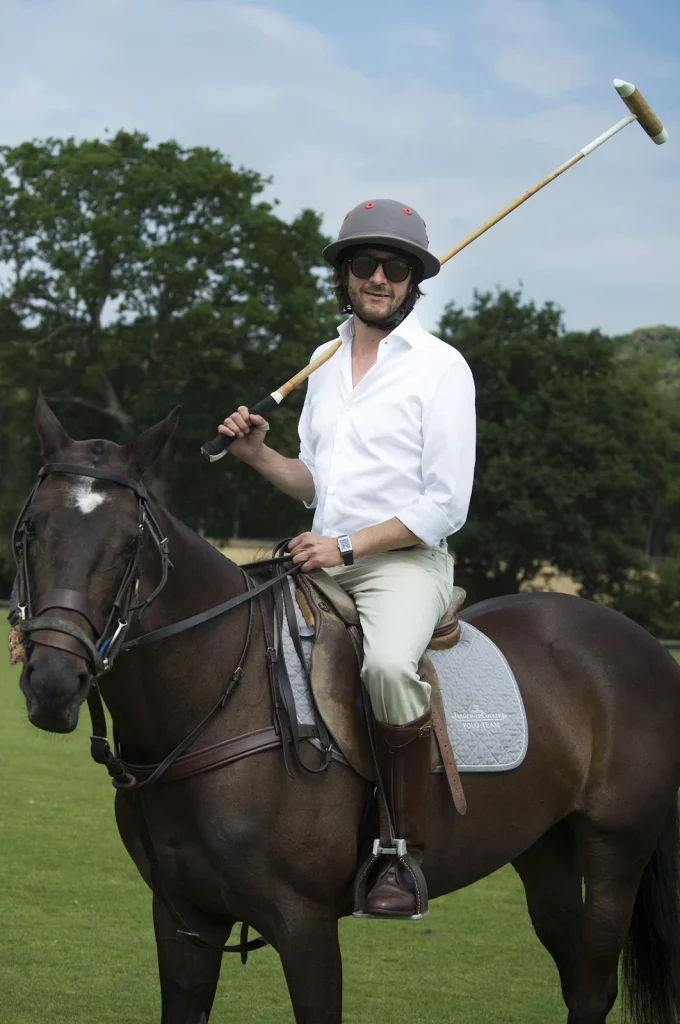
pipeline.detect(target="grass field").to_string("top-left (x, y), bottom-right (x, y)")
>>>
top-left (0, 618), bottom-right (634, 1023)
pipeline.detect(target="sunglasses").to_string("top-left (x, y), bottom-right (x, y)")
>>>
top-left (347, 254), bottom-right (413, 284)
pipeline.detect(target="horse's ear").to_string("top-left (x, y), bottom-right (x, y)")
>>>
top-left (35, 390), bottom-right (72, 459)
top-left (126, 407), bottom-right (181, 476)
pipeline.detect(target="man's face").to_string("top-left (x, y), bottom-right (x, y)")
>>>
top-left (345, 248), bottom-right (412, 325)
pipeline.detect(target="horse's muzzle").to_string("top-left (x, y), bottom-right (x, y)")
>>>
top-left (20, 649), bottom-right (91, 733)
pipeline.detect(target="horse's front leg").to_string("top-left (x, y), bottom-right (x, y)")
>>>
top-left (153, 893), bottom-right (232, 1024)
top-left (274, 901), bottom-right (343, 1024)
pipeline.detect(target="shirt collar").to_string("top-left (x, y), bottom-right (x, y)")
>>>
top-left (338, 309), bottom-right (424, 348)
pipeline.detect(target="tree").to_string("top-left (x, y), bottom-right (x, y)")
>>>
top-left (610, 324), bottom-right (680, 563)
top-left (611, 325), bottom-right (680, 401)
top-left (0, 132), bottom-right (337, 593)
top-left (437, 289), bottom-right (676, 603)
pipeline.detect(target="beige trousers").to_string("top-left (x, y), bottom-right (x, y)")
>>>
top-left (327, 545), bottom-right (453, 725)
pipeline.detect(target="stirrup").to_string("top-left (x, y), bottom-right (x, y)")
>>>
top-left (352, 838), bottom-right (429, 921)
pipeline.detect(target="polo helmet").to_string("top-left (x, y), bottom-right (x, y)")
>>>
top-left (323, 199), bottom-right (440, 280)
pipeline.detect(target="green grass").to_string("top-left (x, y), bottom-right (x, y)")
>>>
top-left (0, 621), bottom-right (626, 1023)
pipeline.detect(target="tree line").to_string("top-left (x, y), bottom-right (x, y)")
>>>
top-left (1, 132), bottom-right (678, 633)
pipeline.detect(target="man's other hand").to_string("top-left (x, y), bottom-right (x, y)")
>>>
top-left (288, 532), bottom-right (343, 571)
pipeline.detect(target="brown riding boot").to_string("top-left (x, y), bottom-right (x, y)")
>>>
top-left (364, 708), bottom-right (432, 917)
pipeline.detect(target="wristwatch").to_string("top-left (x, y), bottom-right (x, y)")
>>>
top-left (337, 534), bottom-right (354, 566)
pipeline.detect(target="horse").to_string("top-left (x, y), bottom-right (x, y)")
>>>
top-left (11, 395), bottom-right (680, 1024)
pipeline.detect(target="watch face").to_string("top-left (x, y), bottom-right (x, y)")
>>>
top-left (338, 535), bottom-right (352, 553)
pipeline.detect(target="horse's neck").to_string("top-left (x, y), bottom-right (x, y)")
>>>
top-left (103, 505), bottom-right (268, 762)
top-left (142, 507), bottom-right (245, 631)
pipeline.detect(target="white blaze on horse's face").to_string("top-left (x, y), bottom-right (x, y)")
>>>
top-left (66, 480), bottom-right (108, 515)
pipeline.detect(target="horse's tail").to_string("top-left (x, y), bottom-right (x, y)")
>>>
top-left (622, 798), bottom-right (680, 1024)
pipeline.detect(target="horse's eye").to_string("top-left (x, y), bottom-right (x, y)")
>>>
top-left (23, 518), bottom-right (36, 538)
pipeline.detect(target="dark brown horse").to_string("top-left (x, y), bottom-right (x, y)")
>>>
top-left (13, 398), bottom-right (680, 1023)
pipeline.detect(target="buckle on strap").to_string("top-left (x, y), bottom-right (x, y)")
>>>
top-left (372, 838), bottom-right (407, 858)
top-left (98, 619), bottom-right (129, 670)
top-left (89, 736), bottom-right (137, 789)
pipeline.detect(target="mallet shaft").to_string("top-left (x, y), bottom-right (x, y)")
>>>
top-left (440, 111), bottom-right (643, 266)
top-left (439, 152), bottom-right (583, 265)
top-left (580, 113), bottom-right (636, 155)
top-left (441, 79), bottom-right (667, 265)
top-left (203, 76), bottom-right (667, 462)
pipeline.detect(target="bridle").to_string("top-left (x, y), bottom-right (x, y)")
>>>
top-left (11, 460), bottom-right (299, 779)
top-left (12, 463), bottom-right (173, 676)
top-left (11, 459), bottom-right (304, 961)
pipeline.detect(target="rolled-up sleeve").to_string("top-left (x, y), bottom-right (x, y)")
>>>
top-left (298, 381), bottom-right (318, 510)
top-left (396, 358), bottom-right (476, 547)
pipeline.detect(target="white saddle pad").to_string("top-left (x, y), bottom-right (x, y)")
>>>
top-left (428, 623), bottom-right (528, 772)
top-left (279, 596), bottom-right (528, 774)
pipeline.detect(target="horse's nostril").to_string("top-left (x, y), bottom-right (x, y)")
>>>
top-left (76, 669), bottom-right (91, 691)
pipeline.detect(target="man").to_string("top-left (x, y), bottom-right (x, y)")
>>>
top-left (218, 199), bottom-right (476, 917)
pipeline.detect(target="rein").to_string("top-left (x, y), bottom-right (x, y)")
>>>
top-left (10, 461), bottom-right (309, 961)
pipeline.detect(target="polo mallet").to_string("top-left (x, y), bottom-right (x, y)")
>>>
top-left (201, 78), bottom-right (667, 463)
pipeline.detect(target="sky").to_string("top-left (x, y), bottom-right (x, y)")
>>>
top-left (1, 0), bottom-right (678, 337)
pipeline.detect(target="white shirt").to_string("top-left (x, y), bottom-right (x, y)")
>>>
top-left (297, 311), bottom-right (476, 548)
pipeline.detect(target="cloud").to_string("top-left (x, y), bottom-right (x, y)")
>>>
top-left (472, 0), bottom-right (601, 98)
top-left (390, 24), bottom-right (445, 50)
top-left (0, 0), bottom-right (677, 335)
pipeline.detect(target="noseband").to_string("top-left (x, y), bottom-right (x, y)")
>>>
top-left (11, 463), bottom-right (171, 675)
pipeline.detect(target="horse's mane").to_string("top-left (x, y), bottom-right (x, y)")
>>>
top-left (156, 499), bottom-right (246, 577)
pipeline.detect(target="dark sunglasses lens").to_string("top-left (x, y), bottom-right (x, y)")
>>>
top-left (350, 256), bottom-right (377, 279)
top-left (383, 259), bottom-right (411, 283)
top-left (349, 256), bottom-right (411, 282)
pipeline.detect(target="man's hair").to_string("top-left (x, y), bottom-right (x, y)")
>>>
top-left (331, 252), bottom-right (424, 314)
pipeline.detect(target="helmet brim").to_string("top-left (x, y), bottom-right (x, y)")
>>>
top-left (323, 234), bottom-right (441, 280)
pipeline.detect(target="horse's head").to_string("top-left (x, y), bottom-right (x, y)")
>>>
top-left (15, 394), bottom-right (179, 733)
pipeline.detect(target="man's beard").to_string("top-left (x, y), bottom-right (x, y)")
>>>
top-left (347, 281), bottom-right (404, 324)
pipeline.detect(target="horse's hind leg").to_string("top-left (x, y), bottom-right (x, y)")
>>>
top-left (516, 816), bottom-right (654, 1022)
top-left (153, 894), bottom-right (230, 1024)
top-left (566, 819), bottom-right (654, 1024)
top-left (512, 820), bottom-right (585, 1014)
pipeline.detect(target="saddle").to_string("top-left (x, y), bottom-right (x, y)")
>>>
top-left (293, 569), bottom-right (466, 806)
top-left (296, 569), bottom-right (465, 650)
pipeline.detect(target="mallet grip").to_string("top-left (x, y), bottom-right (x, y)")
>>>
top-left (201, 338), bottom-right (342, 463)
top-left (614, 79), bottom-right (668, 144)
top-left (201, 394), bottom-right (280, 463)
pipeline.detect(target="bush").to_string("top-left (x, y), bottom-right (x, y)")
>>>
top-left (609, 558), bottom-right (680, 637)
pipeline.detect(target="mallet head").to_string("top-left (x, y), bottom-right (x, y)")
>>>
top-left (613, 78), bottom-right (668, 144)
